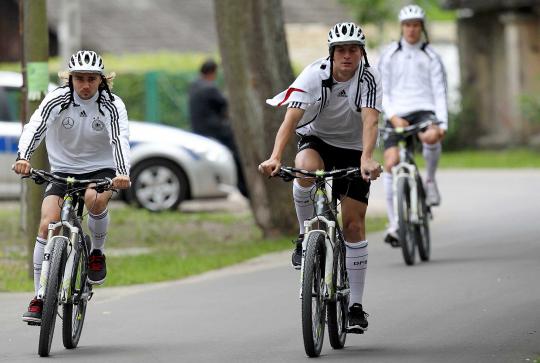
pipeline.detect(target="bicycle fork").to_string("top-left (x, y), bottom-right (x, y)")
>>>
top-left (299, 216), bottom-right (336, 300)
top-left (37, 221), bottom-right (78, 303)
top-left (392, 164), bottom-right (420, 224)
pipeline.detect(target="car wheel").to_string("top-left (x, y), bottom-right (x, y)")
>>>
top-left (129, 158), bottom-right (188, 212)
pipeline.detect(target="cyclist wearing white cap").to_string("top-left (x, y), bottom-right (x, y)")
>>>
top-left (260, 22), bottom-right (382, 332)
top-left (378, 5), bottom-right (448, 246)
top-left (13, 50), bottom-right (131, 324)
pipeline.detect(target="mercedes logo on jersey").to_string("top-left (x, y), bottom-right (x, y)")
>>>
top-left (62, 117), bottom-right (75, 129)
top-left (92, 117), bottom-right (105, 132)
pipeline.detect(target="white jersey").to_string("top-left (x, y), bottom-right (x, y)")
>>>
top-left (267, 57), bottom-right (382, 150)
top-left (378, 39), bottom-right (448, 129)
top-left (297, 75), bottom-right (378, 150)
top-left (18, 86), bottom-right (130, 175)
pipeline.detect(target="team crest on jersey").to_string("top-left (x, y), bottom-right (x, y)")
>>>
top-left (337, 89), bottom-right (347, 97)
top-left (92, 117), bottom-right (105, 132)
top-left (61, 117), bottom-right (75, 129)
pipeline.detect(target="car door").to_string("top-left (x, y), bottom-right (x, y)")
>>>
top-left (0, 85), bottom-right (24, 197)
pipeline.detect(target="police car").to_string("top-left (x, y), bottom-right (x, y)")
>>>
top-left (0, 71), bottom-right (237, 211)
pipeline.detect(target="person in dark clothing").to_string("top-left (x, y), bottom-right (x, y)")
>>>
top-left (188, 59), bottom-right (249, 198)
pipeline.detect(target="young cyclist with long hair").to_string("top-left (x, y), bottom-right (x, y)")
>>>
top-left (13, 50), bottom-right (131, 324)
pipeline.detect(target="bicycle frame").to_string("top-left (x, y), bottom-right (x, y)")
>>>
top-left (391, 140), bottom-right (421, 225)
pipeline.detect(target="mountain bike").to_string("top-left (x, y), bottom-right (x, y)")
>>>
top-left (26, 169), bottom-right (111, 357)
top-left (277, 166), bottom-right (366, 357)
top-left (380, 120), bottom-right (433, 265)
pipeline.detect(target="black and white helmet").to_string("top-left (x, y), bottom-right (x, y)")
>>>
top-left (398, 5), bottom-right (426, 22)
top-left (68, 50), bottom-right (104, 74)
top-left (328, 22), bottom-right (366, 48)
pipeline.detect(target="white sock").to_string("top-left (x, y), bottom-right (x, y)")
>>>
top-left (346, 240), bottom-right (368, 307)
top-left (423, 142), bottom-right (441, 182)
top-left (383, 172), bottom-right (397, 231)
top-left (33, 237), bottom-right (47, 296)
top-left (88, 209), bottom-right (109, 252)
top-left (293, 180), bottom-right (315, 235)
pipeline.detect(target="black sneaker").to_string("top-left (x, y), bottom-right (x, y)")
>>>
top-left (348, 303), bottom-right (368, 333)
top-left (22, 297), bottom-right (42, 325)
top-left (384, 228), bottom-right (400, 248)
top-left (291, 234), bottom-right (304, 270)
top-left (88, 249), bottom-right (107, 285)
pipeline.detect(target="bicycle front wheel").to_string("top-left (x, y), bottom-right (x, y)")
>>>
top-left (397, 177), bottom-right (416, 265)
top-left (416, 182), bottom-right (431, 262)
top-left (301, 231), bottom-right (326, 357)
top-left (63, 234), bottom-right (90, 349)
top-left (327, 241), bottom-right (348, 349)
top-left (38, 237), bottom-right (67, 357)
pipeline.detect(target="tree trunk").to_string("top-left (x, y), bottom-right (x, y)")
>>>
top-left (214, 0), bottom-right (298, 237)
top-left (20, 0), bottom-right (49, 276)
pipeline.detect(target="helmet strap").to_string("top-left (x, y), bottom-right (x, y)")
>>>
top-left (322, 47), bottom-right (335, 89)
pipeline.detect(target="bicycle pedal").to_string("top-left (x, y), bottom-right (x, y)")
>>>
top-left (346, 327), bottom-right (366, 334)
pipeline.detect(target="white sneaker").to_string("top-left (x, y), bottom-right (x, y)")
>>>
top-left (425, 180), bottom-right (441, 206)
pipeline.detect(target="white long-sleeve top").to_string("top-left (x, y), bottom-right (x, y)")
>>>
top-left (18, 86), bottom-right (130, 175)
top-left (378, 39), bottom-right (448, 129)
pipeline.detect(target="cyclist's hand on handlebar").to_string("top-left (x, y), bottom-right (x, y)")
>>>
top-left (258, 158), bottom-right (281, 177)
top-left (12, 159), bottom-right (31, 176)
top-left (390, 116), bottom-right (409, 128)
top-left (360, 157), bottom-right (382, 182)
top-left (112, 175), bottom-right (130, 189)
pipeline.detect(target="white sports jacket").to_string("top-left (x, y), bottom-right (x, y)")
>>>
top-left (378, 39), bottom-right (448, 129)
top-left (18, 86), bottom-right (130, 175)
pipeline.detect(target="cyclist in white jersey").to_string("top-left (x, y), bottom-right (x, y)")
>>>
top-left (13, 50), bottom-right (131, 324)
top-left (378, 5), bottom-right (448, 245)
top-left (260, 22), bottom-right (382, 332)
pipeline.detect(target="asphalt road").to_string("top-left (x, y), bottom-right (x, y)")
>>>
top-left (1, 170), bottom-right (539, 362)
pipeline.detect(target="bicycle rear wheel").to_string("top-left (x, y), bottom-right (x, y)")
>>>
top-left (397, 177), bottom-right (416, 265)
top-left (416, 182), bottom-right (431, 261)
top-left (327, 241), bottom-right (348, 349)
top-left (38, 237), bottom-right (67, 357)
top-left (63, 234), bottom-right (90, 349)
top-left (301, 231), bottom-right (326, 357)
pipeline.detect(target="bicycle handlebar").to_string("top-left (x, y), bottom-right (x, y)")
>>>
top-left (26, 168), bottom-right (112, 192)
top-left (379, 120), bottom-right (439, 138)
top-left (276, 167), bottom-right (364, 182)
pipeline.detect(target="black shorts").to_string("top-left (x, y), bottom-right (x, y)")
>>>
top-left (43, 168), bottom-right (116, 198)
top-left (383, 111), bottom-right (436, 150)
top-left (297, 135), bottom-right (370, 204)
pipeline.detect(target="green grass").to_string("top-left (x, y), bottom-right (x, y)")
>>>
top-left (373, 148), bottom-right (540, 169)
top-left (425, 149), bottom-right (540, 169)
top-left (0, 206), bottom-right (386, 292)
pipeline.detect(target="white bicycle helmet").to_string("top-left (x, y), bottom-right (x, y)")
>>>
top-left (327, 22), bottom-right (366, 48)
top-left (398, 5), bottom-right (426, 22)
top-left (68, 50), bottom-right (104, 74)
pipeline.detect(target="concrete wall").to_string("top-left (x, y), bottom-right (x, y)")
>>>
top-left (457, 10), bottom-right (540, 146)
